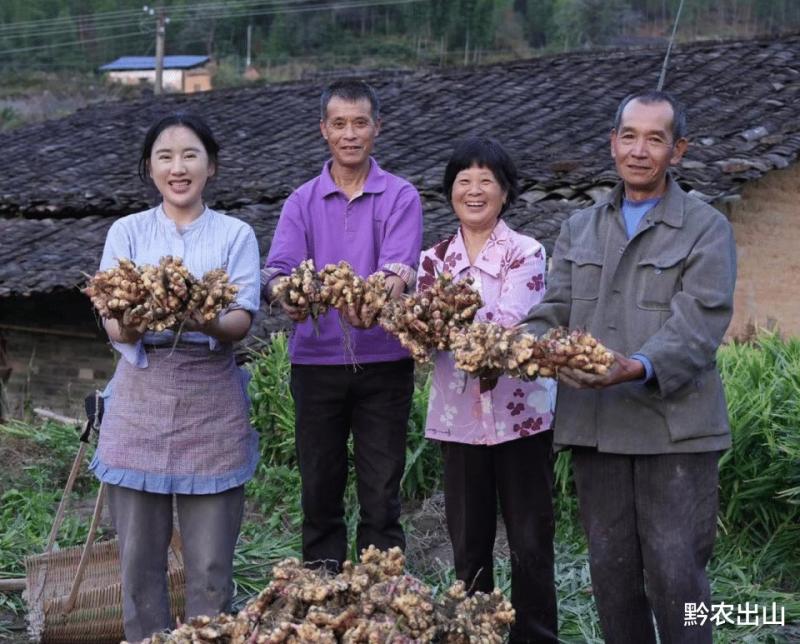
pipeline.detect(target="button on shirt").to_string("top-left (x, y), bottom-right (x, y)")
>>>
top-left (419, 221), bottom-right (555, 446)
top-left (264, 158), bottom-right (423, 365)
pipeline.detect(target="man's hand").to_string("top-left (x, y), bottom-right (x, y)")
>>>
top-left (557, 351), bottom-right (646, 389)
top-left (267, 277), bottom-right (308, 322)
top-left (385, 274), bottom-right (406, 299)
top-left (342, 274), bottom-right (407, 328)
top-left (342, 304), bottom-right (368, 328)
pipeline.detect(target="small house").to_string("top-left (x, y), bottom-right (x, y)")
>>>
top-left (99, 56), bottom-right (212, 93)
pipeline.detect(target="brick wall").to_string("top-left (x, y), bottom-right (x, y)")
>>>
top-left (717, 164), bottom-right (800, 339)
top-left (0, 291), bottom-right (114, 419)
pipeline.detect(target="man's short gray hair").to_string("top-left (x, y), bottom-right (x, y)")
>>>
top-left (320, 79), bottom-right (380, 122)
top-left (613, 90), bottom-right (687, 142)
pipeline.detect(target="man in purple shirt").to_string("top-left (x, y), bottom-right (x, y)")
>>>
top-left (262, 80), bottom-right (423, 570)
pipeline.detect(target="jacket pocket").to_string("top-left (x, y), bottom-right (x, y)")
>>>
top-left (664, 369), bottom-right (730, 442)
top-left (565, 250), bottom-right (604, 300)
top-left (636, 251), bottom-right (684, 310)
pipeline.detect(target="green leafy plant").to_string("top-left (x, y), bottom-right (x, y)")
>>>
top-left (717, 333), bottom-right (800, 588)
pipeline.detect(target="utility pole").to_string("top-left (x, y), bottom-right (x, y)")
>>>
top-left (246, 23), bottom-right (252, 68)
top-left (144, 4), bottom-right (168, 95)
top-left (154, 5), bottom-right (166, 95)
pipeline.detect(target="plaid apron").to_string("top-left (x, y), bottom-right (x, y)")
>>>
top-left (96, 344), bottom-right (257, 491)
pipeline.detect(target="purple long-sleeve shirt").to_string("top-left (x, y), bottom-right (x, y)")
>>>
top-left (263, 158), bottom-right (423, 365)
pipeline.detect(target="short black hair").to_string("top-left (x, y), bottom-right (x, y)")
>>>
top-left (443, 137), bottom-right (519, 215)
top-left (138, 112), bottom-right (220, 182)
top-left (613, 90), bottom-right (687, 141)
top-left (320, 79), bottom-right (380, 122)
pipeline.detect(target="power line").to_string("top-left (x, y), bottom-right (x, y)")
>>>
top-left (0, 0), bottom-right (427, 58)
top-left (0, 0), bottom-right (308, 36)
top-left (0, 31), bottom-right (151, 56)
top-left (0, 17), bottom-right (152, 40)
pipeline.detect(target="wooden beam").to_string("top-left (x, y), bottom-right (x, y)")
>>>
top-left (33, 408), bottom-right (82, 426)
top-left (0, 578), bottom-right (26, 592)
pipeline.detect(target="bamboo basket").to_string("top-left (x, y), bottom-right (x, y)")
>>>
top-left (24, 537), bottom-right (184, 643)
top-left (22, 429), bottom-right (186, 643)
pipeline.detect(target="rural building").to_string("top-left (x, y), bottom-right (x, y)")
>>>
top-left (1, 33), bottom-right (798, 418)
top-left (99, 56), bottom-right (212, 93)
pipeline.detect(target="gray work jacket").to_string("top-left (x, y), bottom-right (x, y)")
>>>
top-left (523, 176), bottom-right (737, 454)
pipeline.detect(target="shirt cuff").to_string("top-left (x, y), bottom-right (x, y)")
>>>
top-left (381, 262), bottom-right (416, 288)
top-left (260, 266), bottom-right (285, 301)
top-left (631, 353), bottom-right (654, 383)
top-left (112, 339), bottom-right (149, 368)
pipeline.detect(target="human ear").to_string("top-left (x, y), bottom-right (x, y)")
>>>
top-left (670, 137), bottom-right (688, 165)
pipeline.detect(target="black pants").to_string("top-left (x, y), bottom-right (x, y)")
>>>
top-left (290, 359), bottom-right (414, 568)
top-left (571, 449), bottom-right (721, 644)
top-left (441, 431), bottom-right (558, 644)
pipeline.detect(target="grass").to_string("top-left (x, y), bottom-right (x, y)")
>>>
top-left (1, 332), bottom-right (798, 641)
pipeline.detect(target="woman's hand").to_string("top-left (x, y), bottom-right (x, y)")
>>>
top-left (104, 318), bottom-right (145, 344)
top-left (183, 309), bottom-right (253, 343)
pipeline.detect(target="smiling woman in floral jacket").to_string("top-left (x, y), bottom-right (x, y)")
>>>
top-left (418, 137), bottom-right (558, 644)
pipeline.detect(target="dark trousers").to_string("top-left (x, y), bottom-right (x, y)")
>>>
top-left (290, 359), bottom-right (414, 568)
top-left (441, 432), bottom-right (558, 644)
top-left (571, 449), bottom-right (721, 644)
top-left (107, 484), bottom-right (245, 642)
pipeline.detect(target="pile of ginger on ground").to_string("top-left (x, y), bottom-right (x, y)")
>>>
top-left (133, 547), bottom-right (515, 644)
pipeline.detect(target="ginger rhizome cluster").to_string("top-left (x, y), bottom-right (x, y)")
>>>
top-left (379, 273), bottom-right (483, 362)
top-left (133, 547), bottom-right (514, 644)
top-left (450, 324), bottom-right (615, 379)
top-left (84, 256), bottom-right (238, 332)
top-left (271, 260), bottom-right (390, 328)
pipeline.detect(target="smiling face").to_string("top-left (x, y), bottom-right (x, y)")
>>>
top-left (320, 96), bottom-right (380, 172)
top-left (149, 125), bottom-right (215, 220)
top-left (450, 164), bottom-right (507, 233)
top-left (611, 98), bottom-right (687, 201)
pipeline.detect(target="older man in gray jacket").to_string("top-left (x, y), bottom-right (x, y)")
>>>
top-left (523, 90), bottom-right (736, 644)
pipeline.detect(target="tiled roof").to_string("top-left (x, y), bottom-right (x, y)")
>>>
top-left (1, 33), bottom-right (799, 298)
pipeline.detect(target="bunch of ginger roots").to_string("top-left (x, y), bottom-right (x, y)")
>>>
top-left (84, 256), bottom-right (238, 333)
top-left (133, 547), bottom-right (514, 644)
top-left (272, 263), bottom-right (482, 363)
top-left (378, 273), bottom-right (482, 362)
top-left (450, 324), bottom-right (615, 380)
top-left (271, 260), bottom-right (615, 377)
top-left (271, 260), bottom-right (389, 328)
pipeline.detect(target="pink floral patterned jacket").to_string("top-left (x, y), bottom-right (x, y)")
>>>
top-left (418, 219), bottom-right (556, 446)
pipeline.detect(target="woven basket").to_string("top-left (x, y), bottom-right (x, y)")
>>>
top-left (24, 539), bottom-right (184, 643)
top-left (22, 431), bottom-right (186, 643)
